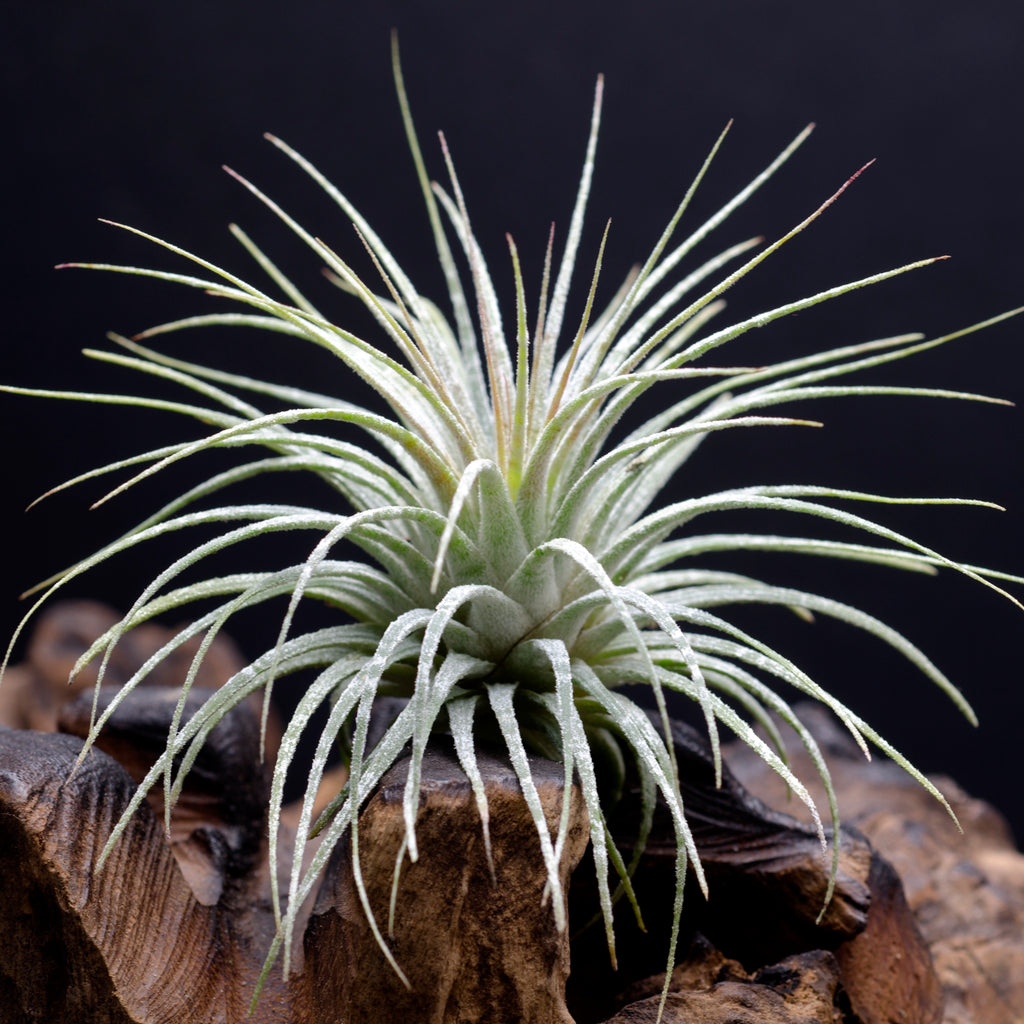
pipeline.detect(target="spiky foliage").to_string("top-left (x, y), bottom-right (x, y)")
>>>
top-left (3, 37), bottom-right (1021, 1011)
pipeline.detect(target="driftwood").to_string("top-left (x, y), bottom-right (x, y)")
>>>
top-left (294, 746), bottom-right (589, 1024)
top-left (1, 601), bottom-right (1022, 1022)
top-left (565, 711), bottom-right (941, 1024)
top-left (0, 600), bottom-right (249, 734)
top-left (726, 707), bottom-right (1024, 1024)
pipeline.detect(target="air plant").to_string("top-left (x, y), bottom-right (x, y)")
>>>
top-left (3, 34), bottom-right (1020, 1017)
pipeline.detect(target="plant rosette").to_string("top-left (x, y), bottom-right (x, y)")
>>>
top-left (2, 34), bottom-right (1021, 1018)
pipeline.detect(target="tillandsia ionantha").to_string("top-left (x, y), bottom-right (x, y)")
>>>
top-left (2, 33), bottom-right (1022, 1016)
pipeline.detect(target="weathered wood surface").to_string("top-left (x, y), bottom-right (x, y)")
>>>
top-left (0, 711), bottom-right (588, 1024)
top-left (605, 942), bottom-right (847, 1023)
top-left (0, 600), bottom-right (248, 733)
top-left (1, 602), bottom-right (1023, 1023)
top-left (568, 712), bottom-right (941, 1024)
top-left (0, 604), bottom-right (593, 1023)
top-left (727, 706), bottom-right (1024, 1024)
top-left (0, 723), bottom-right (289, 1024)
top-left (294, 746), bottom-right (589, 1024)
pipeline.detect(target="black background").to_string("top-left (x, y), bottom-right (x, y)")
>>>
top-left (4, 1), bottom-right (1022, 838)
